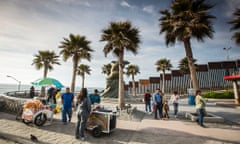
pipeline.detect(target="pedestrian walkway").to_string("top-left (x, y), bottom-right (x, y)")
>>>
top-left (0, 98), bottom-right (240, 144)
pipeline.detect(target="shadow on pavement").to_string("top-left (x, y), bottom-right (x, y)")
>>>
top-left (1, 111), bottom-right (240, 144)
top-left (0, 131), bottom-right (50, 144)
top-left (134, 127), bottom-right (239, 144)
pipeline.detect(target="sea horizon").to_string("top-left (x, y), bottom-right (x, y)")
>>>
top-left (0, 83), bottom-right (104, 94)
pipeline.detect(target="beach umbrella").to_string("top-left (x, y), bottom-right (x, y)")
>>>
top-left (32, 77), bottom-right (64, 89)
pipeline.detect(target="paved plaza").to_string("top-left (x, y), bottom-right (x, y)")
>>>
top-left (0, 98), bottom-right (240, 144)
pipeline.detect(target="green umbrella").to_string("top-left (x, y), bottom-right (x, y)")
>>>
top-left (32, 77), bottom-right (64, 88)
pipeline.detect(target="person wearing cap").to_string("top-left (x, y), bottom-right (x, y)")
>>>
top-left (88, 89), bottom-right (101, 105)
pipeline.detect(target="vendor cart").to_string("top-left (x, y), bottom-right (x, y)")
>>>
top-left (21, 100), bottom-right (54, 126)
top-left (87, 109), bottom-right (117, 137)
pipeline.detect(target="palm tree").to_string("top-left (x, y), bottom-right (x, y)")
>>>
top-left (178, 57), bottom-right (197, 88)
top-left (155, 58), bottom-right (172, 93)
top-left (126, 64), bottom-right (140, 97)
top-left (32, 50), bottom-right (60, 96)
top-left (178, 57), bottom-right (197, 74)
top-left (59, 33), bottom-right (93, 93)
top-left (76, 64), bottom-right (91, 89)
top-left (100, 21), bottom-right (141, 108)
top-left (102, 63), bottom-right (112, 76)
top-left (159, 0), bottom-right (215, 90)
top-left (228, 8), bottom-right (240, 46)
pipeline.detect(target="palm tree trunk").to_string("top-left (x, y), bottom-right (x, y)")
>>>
top-left (184, 38), bottom-right (199, 90)
top-left (82, 74), bottom-right (85, 89)
top-left (71, 57), bottom-right (78, 93)
top-left (159, 73), bottom-right (161, 90)
top-left (189, 78), bottom-right (193, 88)
top-left (40, 66), bottom-right (48, 97)
top-left (162, 71), bottom-right (165, 93)
top-left (118, 51), bottom-right (125, 108)
top-left (132, 74), bottom-right (136, 96)
top-left (43, 65), bottom-right (48, 78)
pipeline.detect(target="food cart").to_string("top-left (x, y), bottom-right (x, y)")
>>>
top-left (21, 100), bottom-right (54, 126)
top-left (87, 109), bottom-right (117, 137)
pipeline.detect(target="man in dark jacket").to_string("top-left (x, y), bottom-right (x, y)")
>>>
top-left (144, 90), bottom-right (152, 113)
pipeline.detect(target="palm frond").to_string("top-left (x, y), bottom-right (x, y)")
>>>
top-left (100, 21), bottom-right (141, 58)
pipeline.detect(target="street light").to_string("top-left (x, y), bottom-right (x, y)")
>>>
top-left (223, 47), bottom-right (232, 60)
top-left (6, 75), bottom-right (21, 91)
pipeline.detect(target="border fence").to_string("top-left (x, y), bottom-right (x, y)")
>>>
top-left (125, 60), bottom-right (240, 95)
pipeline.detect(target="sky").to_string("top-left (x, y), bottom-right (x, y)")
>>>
top-left (0, 0), bottom-right (240, 89)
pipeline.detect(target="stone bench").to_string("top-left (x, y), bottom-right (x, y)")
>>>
top-left (185, 112), bottom-right (224, 123)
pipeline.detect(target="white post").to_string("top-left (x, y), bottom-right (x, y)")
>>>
top-left (232, 80), bottom-right (240, 104)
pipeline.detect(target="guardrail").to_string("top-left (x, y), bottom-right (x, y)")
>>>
top-left (0, 94), bottom-right (29, 114)
top-left (1, 90), bottom-right (80, 114)
top-left (4, 90), bottom-right (41, 98)
top-left (4, 90), bottom-right (82, 98)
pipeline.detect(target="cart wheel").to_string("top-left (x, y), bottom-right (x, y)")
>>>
top-left (92, 126), bottom-right (102, 137)
top-left (22, 119), bottom-right (32, 125)
top-left (34, 113), bottom-right (47, 126)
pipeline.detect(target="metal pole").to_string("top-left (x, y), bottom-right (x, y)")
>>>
top-left (18, 81), bottom-right (21, 91)
top-left (223, 47), bottom-right (232, 60)
top-left (6, 75), bottom-right (21, 91)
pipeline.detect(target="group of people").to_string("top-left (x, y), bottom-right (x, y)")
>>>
top-left (30, 86), bottom-right (62, 104)
top-left (29, 85), bottom-right (101, 140)
top-left (47, 87), bottom-right (62, 104)
top-left (144, 89), bottom-right (179, 120)
top-left (60, 87), bottom-right (101, 141)
top-left (66, 87), bottom-right (206, 142)
top-left (30, 85), bottom-right (206, 142)
top-left (144, 89), bottom-right (206, 127)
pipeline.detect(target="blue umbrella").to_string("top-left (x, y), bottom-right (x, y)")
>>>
top-left (32, 77), bottom-right (64, 88)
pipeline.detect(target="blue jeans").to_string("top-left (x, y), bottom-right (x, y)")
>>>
top-left (75, 111), bottom-right (89, 138)
top-left (197, 108), bottom-right (204, 126)
top-left (62, 107), bottom-right (72, 123)
top-left (173, 103), bottom-right (178, 115)
top-left (145, 101), bottom-right (151, 112)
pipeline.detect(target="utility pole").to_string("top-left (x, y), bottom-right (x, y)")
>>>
top-left (6, 75), bottom-right (21, 91)
top-left (223, 47), bottom-right (232, 60)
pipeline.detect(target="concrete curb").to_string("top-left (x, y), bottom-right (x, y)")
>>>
top-left (185, 112), bottom-right (225, 123)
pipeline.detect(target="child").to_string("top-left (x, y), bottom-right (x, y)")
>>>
top-left (163, 100), bottom-right (169, 119)
top-left (170, 91), bottom-right (180, 118)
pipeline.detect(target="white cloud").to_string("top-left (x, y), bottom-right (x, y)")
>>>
top-left (143, 5), bottom-right (155, 14)
top-left (120, 1), bottom-right (131, 8)
top-left (82, 1), bottom-right (91, 7)
top-left (0, 0), bottom-right (240, 88)
top-left (54, 0), bottom-right (91, 7)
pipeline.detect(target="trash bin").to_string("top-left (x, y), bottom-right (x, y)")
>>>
top-left (187, 88), bottom-right (195, 105)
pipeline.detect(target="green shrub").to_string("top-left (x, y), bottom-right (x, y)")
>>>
top-left (203, 91), bottom-right (234, 99)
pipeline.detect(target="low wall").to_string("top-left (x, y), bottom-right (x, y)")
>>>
top-left (0, 94), bottom-right (29, 114)
top-left (4, 90), bottom-right (40, 98)
top-left (185, 112), bottom-right (224, 123)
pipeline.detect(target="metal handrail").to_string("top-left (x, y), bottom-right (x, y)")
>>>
top-left (4, 90), bottom-right (41, 98)
top-left (4, 90), bottom-right (80, 98)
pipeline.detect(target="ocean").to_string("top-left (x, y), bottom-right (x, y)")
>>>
top-left (0, 83), bottom-right (104, 94)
